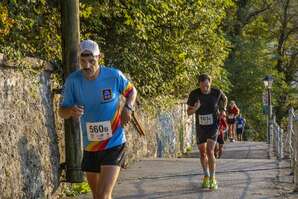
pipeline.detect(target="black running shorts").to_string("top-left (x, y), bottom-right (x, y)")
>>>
top-left (217, 135), bottom-right (224, 145)
top-left (196, 125), bottom-right (219, 145)
top-left (236, 128), bottom-right (244, 135)
top-left (227, 118), bottom-right (236, 124)
top-left (81, 144), bottom-right (126, 173)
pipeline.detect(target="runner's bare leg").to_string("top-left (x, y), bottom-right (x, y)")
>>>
top-left (98, 166), bottom-right (121, 199)
top-left (86, 172), bottom-right (101, 199)
top-left (198, 143), bottom-right (209, 176)
top-left (206, 139), bottom-right (216, 177)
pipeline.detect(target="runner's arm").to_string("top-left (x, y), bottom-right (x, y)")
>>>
top-left (59, 107), bottom-right (72, 119)
top-left (187, 106), bottom-right (197, 116)
top-left (59, 78), bottom-right (82, 119)
top-left (235, 106), bottom-right (240, 116)
top-left (186, 90), bottom-right (200, 116)
top-left (223, 119), bottom-right (228, 129)
top-left (122, 86), bottom-right (137, 125)
top-left (124, 87), bottom-right (137, 110)
top-left (59, 106), bottom-right (84, 119)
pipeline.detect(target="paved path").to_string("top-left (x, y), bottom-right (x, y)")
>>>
top-left (76, 142), bottom-right (297, 199)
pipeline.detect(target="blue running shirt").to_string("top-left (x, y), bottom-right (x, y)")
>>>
top-left (60, 66), bottom-right (134, 151)
top-left (236, 117), bottom-right (245, 130)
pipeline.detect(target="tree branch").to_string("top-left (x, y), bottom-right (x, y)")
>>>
top-left (242, 3), bottom-right (272, 26)
top-left (284, 26), bottom-right (298, 41)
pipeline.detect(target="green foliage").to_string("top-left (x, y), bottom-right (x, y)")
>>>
top-left (0, 1), bottom-right (61, 61)
top-left (64, 182), bottom-right (91, 197)
top-left (79, 0), bottom-right (233, 107)
top-left (224, 0), bottom-right (298, 140)
top-left (225, 37), bottom-right (270, 137)
top-left (1, 0), bottom-right (233, 111)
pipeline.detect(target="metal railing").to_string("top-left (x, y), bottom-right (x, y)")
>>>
top-left (272, 115), bottom-right (284, 159)
top-left (286, 108), bottom-right (297, 170)
top-left (273, 107), bottom-right (298, 191)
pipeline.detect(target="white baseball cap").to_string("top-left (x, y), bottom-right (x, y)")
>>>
top-left (80, 39), bottom-right (100, 56)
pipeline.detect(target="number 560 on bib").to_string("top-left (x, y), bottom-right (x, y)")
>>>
top-left (86, 121), bottom-right (112, 141)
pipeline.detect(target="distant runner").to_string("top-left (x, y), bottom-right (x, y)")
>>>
top-left (215, 112), bottom-right (228, 159)
top-left (187, 74), bottom-right (227, 190)
top-left (227, 101), bottom-right (240, 142)
top-left (236, 114), bottom-right (246, 141)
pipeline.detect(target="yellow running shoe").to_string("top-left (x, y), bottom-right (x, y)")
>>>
top-left (209, 177), bottom-right (218, 190)
top-left (201, 176), bottom-right (209, 188)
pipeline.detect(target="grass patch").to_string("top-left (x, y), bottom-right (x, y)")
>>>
top-left (64, 182), bottom-right (91, 197)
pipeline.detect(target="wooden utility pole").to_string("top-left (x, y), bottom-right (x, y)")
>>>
top-left (61, 0), bottom-right (83, 183)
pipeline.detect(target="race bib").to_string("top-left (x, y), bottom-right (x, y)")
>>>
top-left (86, 121), bottom-right (112, 141)
top-left (199, 114), bottom-right (214, 126)
top-left (237, 124), bottom-right (243, 129)
top-left (228, 114), bottom-right (234, 119)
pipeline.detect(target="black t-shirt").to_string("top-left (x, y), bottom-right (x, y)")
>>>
top-left (187, 88), bottom-right (224, 127)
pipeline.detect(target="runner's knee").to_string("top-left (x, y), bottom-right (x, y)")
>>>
top-left (206, 147), bottom-right (215, 157)
top-left (199, 148), bottom-right (207, 159)
top-left (200, 152), bottom-right (207, 159)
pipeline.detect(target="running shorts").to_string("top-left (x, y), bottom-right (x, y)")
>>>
top-left (81, 143), bottom-right (126, 173)
top-left (196, 125), bottom-right (219, 145)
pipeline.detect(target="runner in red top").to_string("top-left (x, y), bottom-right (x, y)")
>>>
top-left (215, 112), bottom-right (228, 158)
top-left (227, 101), bottom-right (240, 142)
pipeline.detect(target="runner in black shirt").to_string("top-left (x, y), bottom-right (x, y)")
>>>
top-left (187, 74), bottom-right (227, 190)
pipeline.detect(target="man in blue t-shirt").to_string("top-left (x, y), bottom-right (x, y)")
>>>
top-left (236, 114), bottom-right (246, 141)
top-left (59, 39), bottom-right (137, 199)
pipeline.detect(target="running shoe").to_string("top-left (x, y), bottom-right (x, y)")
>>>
top-left (201, 176), bottom-right (209, 188)
top-left (209, 177), bottom-right (218, 190)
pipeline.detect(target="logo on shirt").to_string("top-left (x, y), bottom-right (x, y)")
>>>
top-left (102, 89), bottom-right (113, 101)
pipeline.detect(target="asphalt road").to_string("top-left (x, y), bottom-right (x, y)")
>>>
top-left (76, 142), bottom-right (298, 199)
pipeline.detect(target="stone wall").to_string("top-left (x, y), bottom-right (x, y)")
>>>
top-left (0, 54), bottom-right (60, 199)
top-left (0, 53), bottom-right (195, 198)
top-left (124, 104), bottom-right (195, 163)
